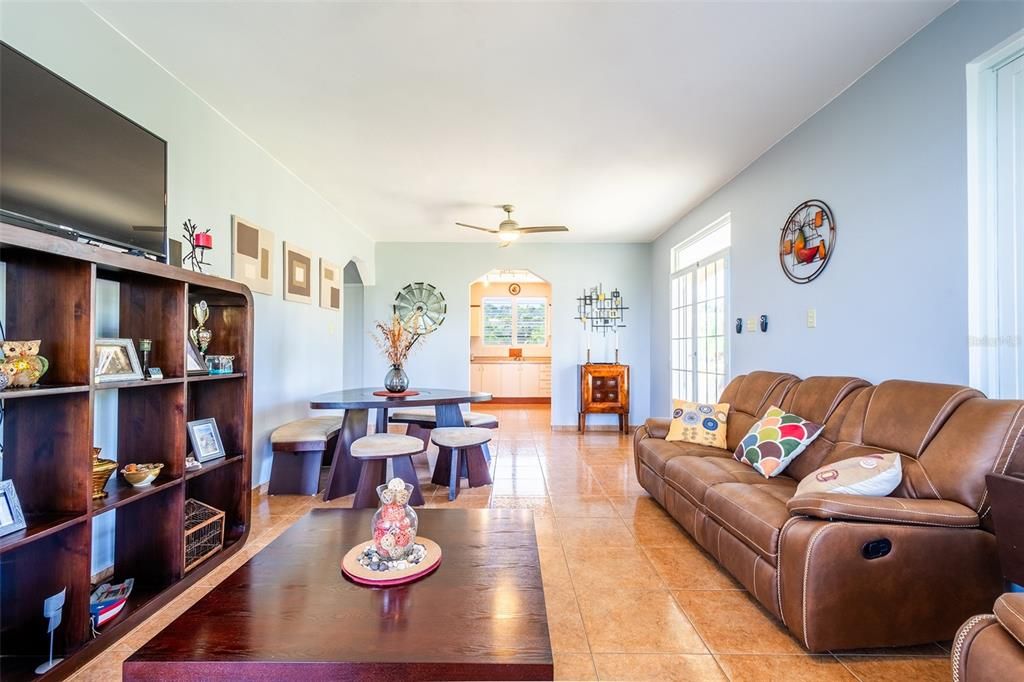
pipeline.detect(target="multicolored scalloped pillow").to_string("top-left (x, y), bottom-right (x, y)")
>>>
top-left (733, 405), bottom-right (823, 478)
top-left (666, 400), bottom-right (729, 449)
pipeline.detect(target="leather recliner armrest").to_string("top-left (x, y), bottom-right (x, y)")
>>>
top-left (994, 593), bottom-right (1024, 646)
top-left (642, 418), bottom-right (672, 440)
top-left (787, 493), bottom-right (980, 528)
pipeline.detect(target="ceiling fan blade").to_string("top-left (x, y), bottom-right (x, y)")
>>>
top-left (498, 241), bottom-right (511, 249)
top-left (456, 223), bottom-right (499, 234)
top-left (517, 226), bottom-right (570, 234)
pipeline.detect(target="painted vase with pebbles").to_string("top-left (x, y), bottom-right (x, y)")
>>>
top-left (370, 478), bottom-right (418, 561)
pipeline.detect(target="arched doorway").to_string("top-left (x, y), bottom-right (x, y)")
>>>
top-left (343, 260), bottom-right (364, 389)
top-left (468, 269), bottom-right (551, 403)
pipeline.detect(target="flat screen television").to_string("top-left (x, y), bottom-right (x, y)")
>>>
top-left (0, 42), bottom-right (167, 259)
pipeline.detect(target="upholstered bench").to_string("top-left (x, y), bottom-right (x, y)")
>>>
top-left (269, 416), bottom-right (344, 496)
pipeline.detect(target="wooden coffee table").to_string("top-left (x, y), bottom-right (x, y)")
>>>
top-left (123, 509), bottom-right (552, 681)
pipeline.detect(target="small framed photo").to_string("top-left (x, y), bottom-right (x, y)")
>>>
top-left (95, 339), bottom-right (144, 383)
top-left (0, 480), bottom-right (26, 538)
top-left (186, 338), bottom-right (208, 376)
top-left (187, 418), bottom-right (226, 463)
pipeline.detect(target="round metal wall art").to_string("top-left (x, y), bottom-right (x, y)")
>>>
top-left (393, 282), bottom-right (447, 334)
top-left (779, 199), bottom-right (836, 284)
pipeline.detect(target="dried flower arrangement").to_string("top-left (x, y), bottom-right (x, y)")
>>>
top-left (370, 313), bottom-right (423, 366)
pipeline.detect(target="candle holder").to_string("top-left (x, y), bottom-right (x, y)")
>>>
top-left (182, 219), bottom-right (212, 273)
top-left (138, 339), bottom-right (152, 375)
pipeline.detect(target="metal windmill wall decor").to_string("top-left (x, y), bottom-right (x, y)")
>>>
top-left (574, 283), bottom-right (628, 362)
top-left (393, 282), bottom-right (447, 335)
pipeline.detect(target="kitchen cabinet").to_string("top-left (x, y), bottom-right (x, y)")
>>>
top-left (470, 361), bottom-right (551, 398)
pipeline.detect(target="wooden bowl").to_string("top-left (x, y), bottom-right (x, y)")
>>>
top-left (121, 463), bottom-right (164, 487)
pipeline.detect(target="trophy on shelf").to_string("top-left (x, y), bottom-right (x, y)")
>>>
top-left (34, 587), bottom-right (66, 674)
top-left (190, 300), bottom-right (212, 355)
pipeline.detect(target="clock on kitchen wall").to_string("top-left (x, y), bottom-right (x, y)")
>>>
top-left (779, 199), bottom-right (836, 284)
top-left (508, 283), bottom-right (521, 295)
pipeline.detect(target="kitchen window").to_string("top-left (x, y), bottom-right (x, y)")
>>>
top-left (483, 297), bottom-right (547, 346)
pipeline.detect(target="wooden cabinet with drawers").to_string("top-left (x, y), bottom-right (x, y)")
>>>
top-left (578, 363), bottom-right (630, 433)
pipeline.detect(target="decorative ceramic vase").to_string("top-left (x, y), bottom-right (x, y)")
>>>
top-left (91, 448), bottom-right (117, 499)
top-left (384, 364), bottom-right (409, 393)
top-left (1, 340), bottom-right (49, 388)
top-left (371, 479), bottom-right (418, 560)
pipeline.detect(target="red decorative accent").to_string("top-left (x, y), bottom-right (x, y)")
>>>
top-left (193, 232), bottom-right (213, 249)
top-left (341, 554), bottom-right (442, 587)
top-left (372, 389), bottom-right (421, 397)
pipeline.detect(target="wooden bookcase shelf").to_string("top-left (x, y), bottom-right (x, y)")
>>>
top-left (94, 377), bottom-right (186, 391)
top-left (0, 224), bottom-right (254, 680)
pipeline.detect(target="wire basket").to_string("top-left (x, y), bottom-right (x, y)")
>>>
top-left (184, 498), bottom-right (225, 573)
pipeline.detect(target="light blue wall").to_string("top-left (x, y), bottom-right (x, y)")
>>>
top-left (650, 0), bottom-right (1024, 415)
top-left (0, 2), bottom-right (377, 491)
top-left (368, 242), bottom-right (652, 427)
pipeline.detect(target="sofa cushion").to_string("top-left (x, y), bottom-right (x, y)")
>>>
top-left (795, 452), bottom-right (902, 497)
top-left (666, 400), bottom-right (729, 448)
top-left (734, 406), bottom-right (824, 478)
top-left (664, 455), bottom-right (771, 509)
top-left (636, 438), bottom-right (729, 477)
top-left (704, 480), bottom-right (797, 565)
top-left (720, 371), bottom-right (800, 451)
top-left (994, 593), bottom-right (1024, 648)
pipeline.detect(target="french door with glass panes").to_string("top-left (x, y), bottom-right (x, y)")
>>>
top-left (671, 252), bottom-right (728, 403)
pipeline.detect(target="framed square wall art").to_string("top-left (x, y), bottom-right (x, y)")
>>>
top-left (231, 215), bottom-right (274, 295)
top-left (284, 242), bottom-right (314, 304)
top-left (320, 258), bottom-right (342, 311)
top-left (95, 338), bottom-right (144, 383)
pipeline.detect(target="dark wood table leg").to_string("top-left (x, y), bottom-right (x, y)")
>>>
top-left (465, 445), bottom-right (493, 488)
top-left (323, 408), bottom-right (368, 501)
top-left (392, 455), bottom-right (426, 506)
top-left (353, 458), bottom-right (386, 508)
top-left (432, 404), bottom-right (468, 485)
top-left (376, 407), bottom-right (389, 434)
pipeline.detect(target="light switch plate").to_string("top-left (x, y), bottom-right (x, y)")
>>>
top-left (746, 318), bottom-right (756, 332)
top-left (807, 309), bottom-right (817, 328)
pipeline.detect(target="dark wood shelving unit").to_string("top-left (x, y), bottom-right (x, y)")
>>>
top-left (184, 454), bottom-right (244, 481)
top-left (94, 377), bottom-right (185, 391)
top-left (186, 372), bottom-right (245, 383)
top-left (0, 224), bottom-right (254, 681)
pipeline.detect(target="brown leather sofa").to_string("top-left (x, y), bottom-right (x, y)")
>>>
top-left (953, 593), bottom-right (1024, 681)
top-left (634, 371), bottom-right (1024, 652)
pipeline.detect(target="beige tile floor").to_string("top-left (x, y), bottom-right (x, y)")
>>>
top-left (70, 405), bottom-right (952, 681)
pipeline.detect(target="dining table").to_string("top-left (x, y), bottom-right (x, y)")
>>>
top-left (310, 387), bottom-right (493, 501)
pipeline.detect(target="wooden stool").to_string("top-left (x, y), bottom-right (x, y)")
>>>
top-left (350, 433), bottom-right (426, 509)
top-left (269, 416), bottom-right (344, 496)
top-left (430, 427), bottom-right (493, 501)
top-left (390, 408), bottom-right (498, 486)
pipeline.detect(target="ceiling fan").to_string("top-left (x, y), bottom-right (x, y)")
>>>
top-left (456, 204), bottom-right (569, 247)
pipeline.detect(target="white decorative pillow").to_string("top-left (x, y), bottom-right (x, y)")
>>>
top-left (795, 452), bottom-right (903, 497)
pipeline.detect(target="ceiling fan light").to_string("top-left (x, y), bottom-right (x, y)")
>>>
top-left (498, 231), bottom-right (519, 242)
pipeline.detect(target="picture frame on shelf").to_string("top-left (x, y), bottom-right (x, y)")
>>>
top-left (186, 338), bottom-right (208, 376)
top-left (187, 418), bottom-right (226, 463)
top-left (94, 338), bottom-right (144, 384)
top-left (0, 479), bottom-right (26, 538)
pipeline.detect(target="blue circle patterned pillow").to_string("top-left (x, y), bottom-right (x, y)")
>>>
top-left (666, 400), bottom-right (730, 449)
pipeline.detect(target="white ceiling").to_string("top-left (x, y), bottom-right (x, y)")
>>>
top-left (87, 1), bottom-right (952, 243)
